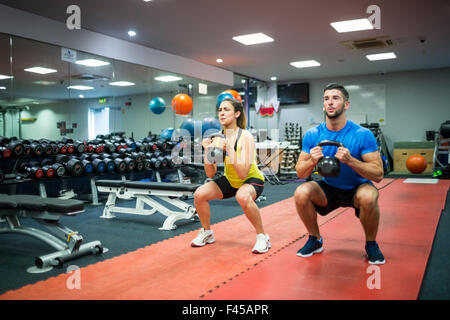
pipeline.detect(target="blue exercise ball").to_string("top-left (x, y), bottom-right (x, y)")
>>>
top-left (160, 127), bottom-right (174, 141)
top-left (180, 118), bottom-right (201, 138)
top-left (149, 97), bottom-right (166, 114)
top-left (216, 92), bottom-right (234, 107)
top-left (202, 117), bottom-right (221, 136)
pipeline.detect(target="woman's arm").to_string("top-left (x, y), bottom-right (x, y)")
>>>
top-left (202, 137), bottom-right (217, 178)
top-left (226, 131), bottom-right (254, 180)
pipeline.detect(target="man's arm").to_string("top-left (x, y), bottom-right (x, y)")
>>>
top-left (295, 146), bottom-right (324, 178)
top-left (335, 148), bottom-right (384, 183)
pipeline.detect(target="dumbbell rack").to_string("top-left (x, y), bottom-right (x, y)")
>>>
top-left (0, 135), bottom-right (186, 205)
top-left (279, 122), bottom-right (302, 178)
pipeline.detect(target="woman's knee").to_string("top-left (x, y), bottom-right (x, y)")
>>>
top-left (235, 189), bottom-right (254, 209)
top-left (194, 187), bottom-right (212, 202)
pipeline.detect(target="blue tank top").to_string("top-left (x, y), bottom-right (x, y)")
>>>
top-left (302, 121), bottom-right (378, 189)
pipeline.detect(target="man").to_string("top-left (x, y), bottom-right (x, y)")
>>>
top-left (294, 83), bottom-right (385, 264)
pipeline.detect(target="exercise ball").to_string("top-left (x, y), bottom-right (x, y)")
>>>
top-left (149, 97), bottom-right (166, 114)
top-left (406, 154), bottom-right (427, 174)
top-left (171, 93), bottom-right (193, 115)
top-left (202, 117), bottom-right (221, 136)
top-left (224, 89), bottom-right (243, 102)
top-left (180, 118), bottom-right (201, 137)
top-left (160, 127), bottom-right (174, 141)
top-left (216, 92), bottom-right (234, 107)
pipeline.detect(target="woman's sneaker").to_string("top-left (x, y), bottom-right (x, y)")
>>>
top-left (191, 228), bottom-right (215, 247)
top-left (365, 241), bottom-right (386, 264)
top-left (252, 233), bottom-right (271, 254)
top-left (296, 235), bottom-right (324, 257)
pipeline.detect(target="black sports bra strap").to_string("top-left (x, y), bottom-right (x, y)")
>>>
top-left (234, 128), bottom-right (242, 152)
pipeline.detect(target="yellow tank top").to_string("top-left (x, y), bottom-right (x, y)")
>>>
top-left (224, 129), bottom-right (264, 188)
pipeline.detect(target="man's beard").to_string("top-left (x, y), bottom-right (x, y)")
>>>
top-left (324, 107), bottom-right (345, 119)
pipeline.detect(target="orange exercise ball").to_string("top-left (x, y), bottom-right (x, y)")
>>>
top-left (171, 93), bottom-right (193, 115)
top-left (224, 89), bottom-right (243, 102)
top-left (406, 154), bottom-right (427, 174)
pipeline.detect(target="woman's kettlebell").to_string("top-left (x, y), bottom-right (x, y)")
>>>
top-left (206, 132), bottom-right (225, 163)
top-left (317, 140), bottom-right (343, 177)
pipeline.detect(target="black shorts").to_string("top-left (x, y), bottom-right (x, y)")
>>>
top-left (313, 180), bottom-right (377, 218)
top-left (213, 175), bottom-right (264, 200)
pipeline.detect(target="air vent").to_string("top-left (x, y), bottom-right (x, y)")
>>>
top-left (70, 74), bottom-right (111, 82)
top-left (341, 36), bottom-right (395, 51)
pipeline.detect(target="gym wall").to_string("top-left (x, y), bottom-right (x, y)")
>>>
top-left (249, 67), bottom-right (450, 153)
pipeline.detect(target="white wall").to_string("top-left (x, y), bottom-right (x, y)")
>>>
top-left (249, 67), bottom-right (450, 152)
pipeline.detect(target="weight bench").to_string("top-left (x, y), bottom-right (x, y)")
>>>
top-left (95, 180), bottom-right (201, 230)
top-left (0, 194), bottom-right (104, 273)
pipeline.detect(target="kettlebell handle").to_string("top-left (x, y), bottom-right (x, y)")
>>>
top-left (207, 132), bottom-right (225, 139)
top-left (317, 140), bottom-right (343, 148)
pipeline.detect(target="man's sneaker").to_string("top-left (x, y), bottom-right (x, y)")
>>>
top-left (296, 235), bottom-right (323, 257)
top-left (365, 241), bottom-right (386, 265)
top-left (191, 228), bottom-right (215, 247)
top-left (252, 233), bottom-right (271, 254)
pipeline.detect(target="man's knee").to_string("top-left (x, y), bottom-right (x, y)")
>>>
top-left (294, 183), bottom-right (315, 205)
top-left (355, 185), bottom-right (379, 210)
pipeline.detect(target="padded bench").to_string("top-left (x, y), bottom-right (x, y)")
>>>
top-left (0, 194), bottom-right (104, 273)
top-left (96, 180), bottom-right (201, 230)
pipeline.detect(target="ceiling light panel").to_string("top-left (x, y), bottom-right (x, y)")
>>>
top-left (24, 67), bottom-right (58, 74)
top-left (366, 52), bottom-right (397, 61)
top-left (330, 18), bottom-right (374, 33)
top-left (290, 60), bottom-right (321, 68)
top-left (155, 76), bottom-right (182, 82)
top-left (67, 85), bottom-right (94, 90)
top-left (76, 59), bottom-right (110, 67)
top-left (109, 81), bottom-right (135, 86)
top-left (0, 74), bottom-right (14, 80)
top-left (232, 33), bottom-right (274, 45)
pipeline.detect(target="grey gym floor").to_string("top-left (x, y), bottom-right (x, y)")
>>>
top-left (0, 178), bottom-right (448, 299)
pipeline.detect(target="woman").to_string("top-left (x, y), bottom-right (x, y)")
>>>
top-left (191, 98), bottom-right (270, 253)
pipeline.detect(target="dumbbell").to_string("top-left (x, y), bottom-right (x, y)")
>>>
top-left (41, 158), bottom-right (66, 177)
top-left (129, 152), bottom-right (146, 163)
top-left (316, 140), bottom-right (344, 177)
top-left (102, 153), bottom-right (126, 173)
top-left (29, 160), bottom-right (54, 178)
top-left (125, 139), bottom-right (137, 150)
top-left (0, 144), bottom-right (12, 158)
top-left (73, 140), bottom-right (87, 154)
top-left (19, 162), bottom-right (44, 179)
top-left (80, 154), bottom-right (106, 173)
top-left (103, 140), bottom-right (117, 154)
top-left (135, 141), bottom-right (150, 152)
top-left (0, 137), bottom-right (24, 157)
top-left (156, 140), bottom-right (167, 152)
top-left (55, 154), bottom-right (84, 177)
top-left (69, 156), bottom-right (93, 175)
top-left (93, 154), bottom-right (115, 172)
top-left (145, 153), bottom-right (162, 169)
top-left (35, 140), bottom-right (53, 156)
